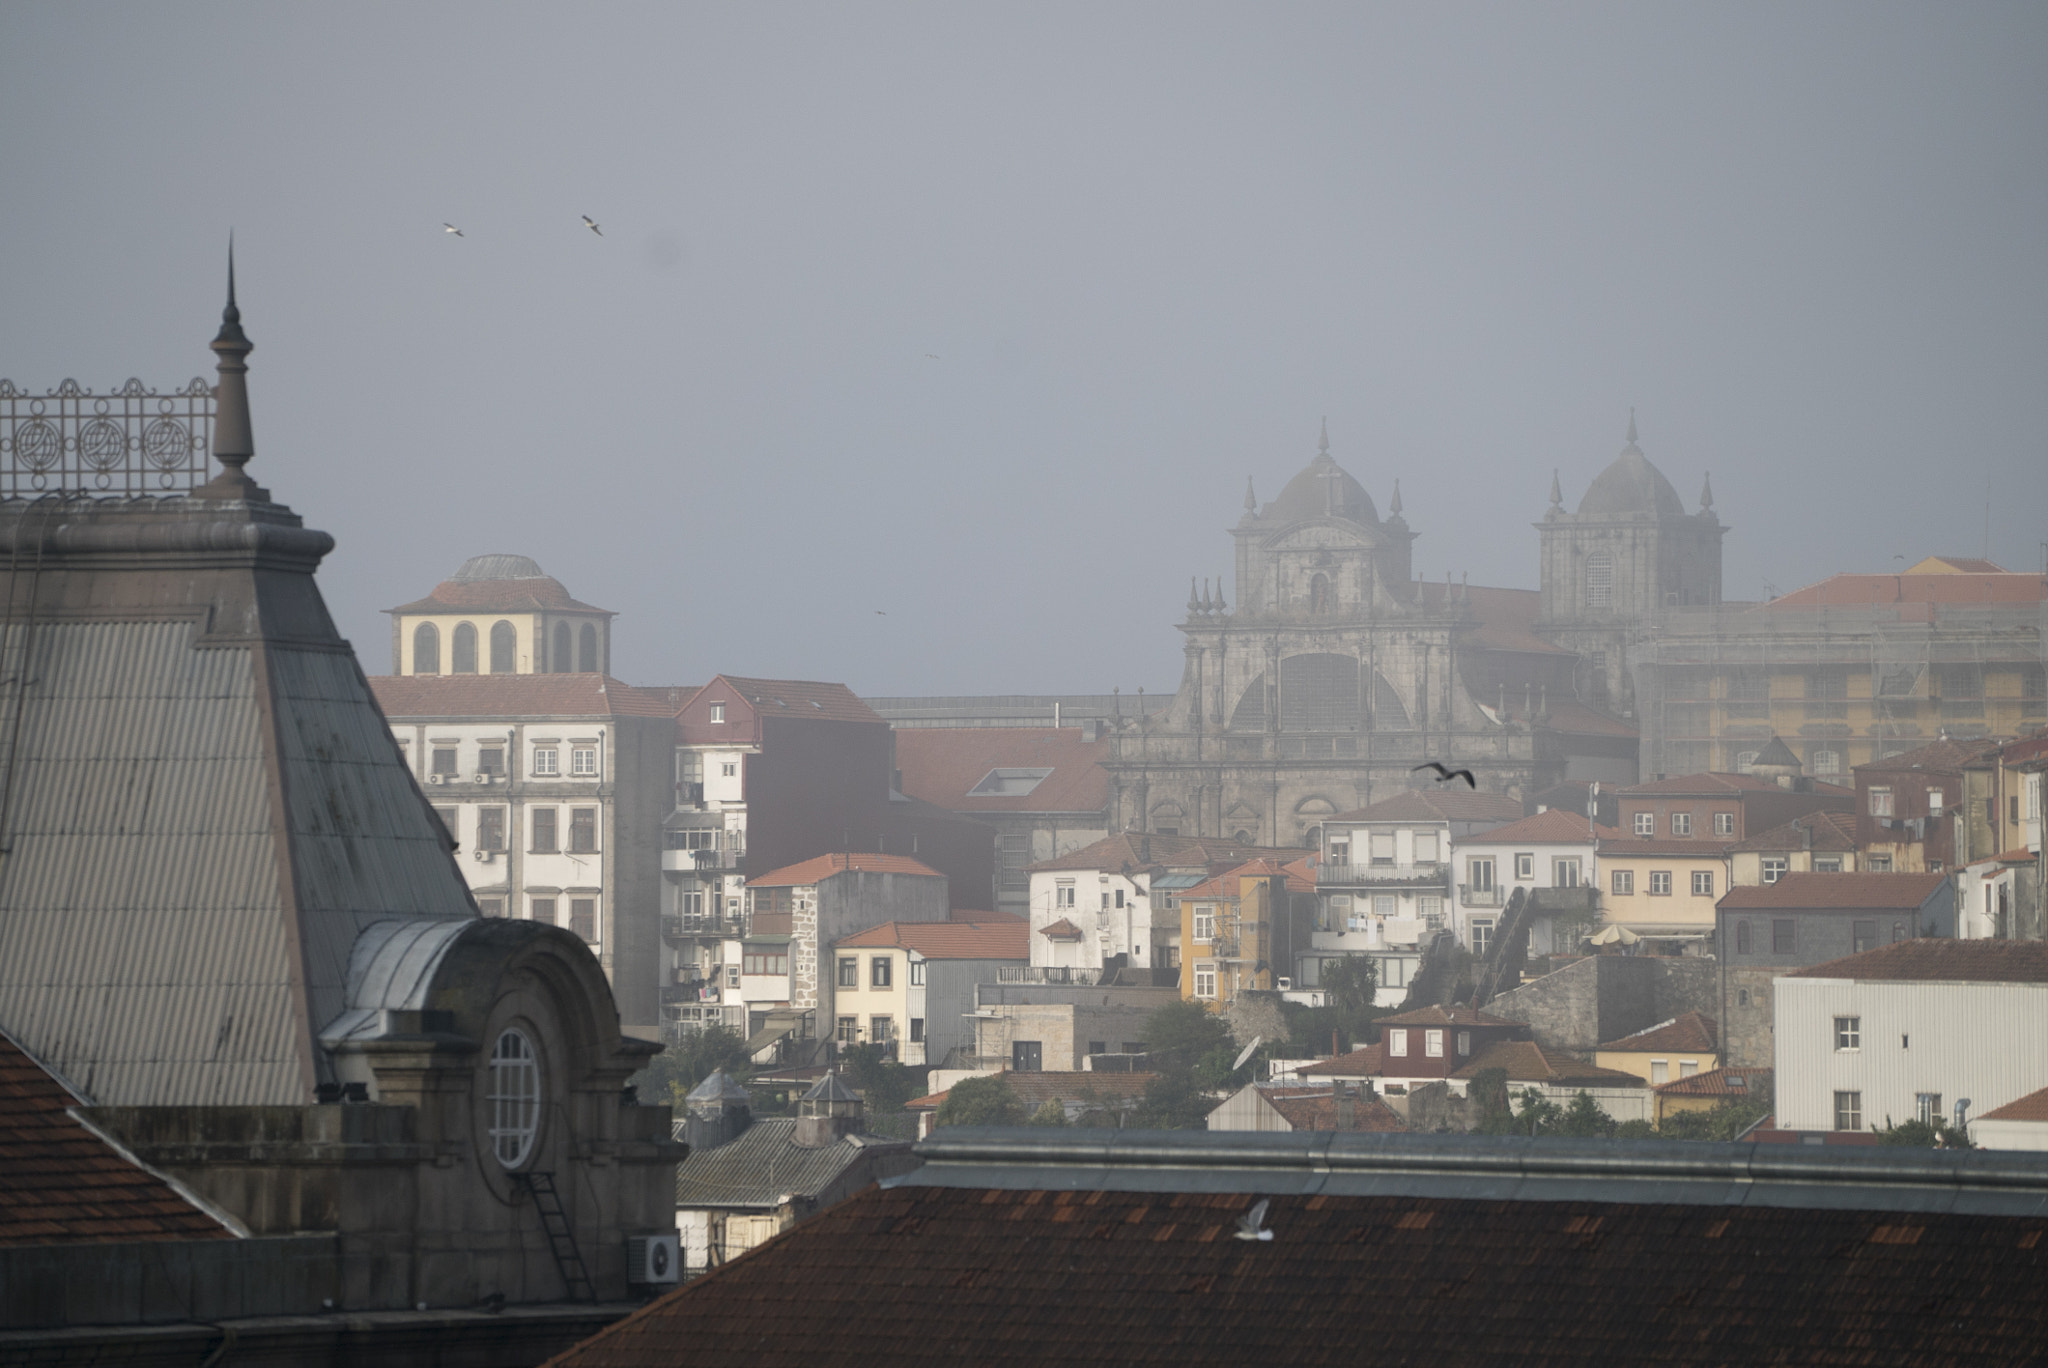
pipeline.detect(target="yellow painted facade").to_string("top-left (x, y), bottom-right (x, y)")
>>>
top-left (1597, 850), bottom-right (1727, 937)
top-left (1595, 1047), bottom-right (1720, 1090)
top-left (1180, 869), bottom-right (1282, 1013)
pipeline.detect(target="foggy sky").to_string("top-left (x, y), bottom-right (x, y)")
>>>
top-left (3, 3), bottom-right (2044, 697)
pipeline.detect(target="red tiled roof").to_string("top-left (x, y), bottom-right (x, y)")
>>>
top-left (1787, 939), bottom-right (2048, 984)
top-left (1266, 1091), bottom-right (1408, 1133)
top-left (1379, 1005), bottom-right (1517, 1029)
top-left (1601, 1012), bottom-right (1718, 1054)
top-left (387, 576), bottom-right (612, 616)
top-left (746, 853), bottom-right (943, 887)
top-left (1729, 810), bottom-right (1859, 854)
top-left (1764, 570), bottom-right (2047, 609)
top-left (369, 673), bottom-right (686, 718)
top-left (892, 727), bottom-right (1110, 814)
top-left (1718, 872), bottom-right (1946, 911)
top-left (1540, 701), bottom-right (1640, 739)
top-left (1181, 859), bottom-right (1317, 901)
top-left (1450, 1040), bottom-right (1646, 1087)
top-left (1623, 772), bottom-right (1852, 796)
top-left (1412, 581), bottom-right (1569, 656)
top-left (834, 920), bottom-right (1030, 960)
top-left (1327, 791), bottom-right (1525, 825)
top-left (1462, 809), bottom-right (1615, 846)
top-left (543, 1184), bottom-right (2048, 1367)
top-left (0, 1033), bottom-right (233, 1246)
top-left (908, 1071), bottom-right (1158, 1112)
top-left (1026, 832), bottom-right (1309, 875)
top-left (714, 676), bottom-right (884, 725)
top-left (1654, 1066), bottom-right (1772, 1099)
top-left (1853, 737), bottom-right (2004, 775)
top-left (1979, 1085), bottom-right (2048, 1123)
top-left (1910, 556), bottom-right (2007, 574)
top-left (1296, 1043), bottom-right (1387, 1078)
top-left (1038, 917), bottom-right (1085, 940)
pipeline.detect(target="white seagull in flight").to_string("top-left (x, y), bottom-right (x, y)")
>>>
top-left (582, 215), bottom-right (603, 236)
top-left (443, 223), bottom-right (464, 237)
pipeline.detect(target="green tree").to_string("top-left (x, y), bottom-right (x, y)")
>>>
top-left (1321, 956), bottom-right (1377, 1016)
top-left (627, 1026), bottom-right (752, 1110)
top-left (1876, 1116), bottom-right (1974, 1149)
top-left (934, 1074), bottom-right (1026, 1128)
top-left (1513, 1088), bottom-right (1564, 1136)
top-left (1027, 1098), bottom-right (1070, 1126)
top-left (1555, 1091), bottom-right (1618, 1138)
top-left (1144, 999), bottom-right (1233, 1065)
top-left (1468, 1067), bottom-right (1516, 1135)
top-left (838, 1043), bottom-right (929, 1116)
top-left (1613, 1119), bottom-right (1657, 1139)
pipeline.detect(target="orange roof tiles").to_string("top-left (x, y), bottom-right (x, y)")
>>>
top-left (715, 676), bottom-right (883, 725)
top-left (834, 920), bottom-right (1029, 960)
top-left (1979, 1085), bottom-right (2048, 1123)
top-left (1026, 832), bottom-right (1309, 875)
top-left (1328, 791), bottom-right (1525, 824)
top-left (892, 727), bottom-right (1110, 814)
top-left (369, 673), bottom-right (687, 718)
top-left (1297, 1043), bottom-right (1387, 1078)
top-left (1623, 771), bottom-right (1846, 796)
top-left (1266, 1090), bottom-right (1407, 1133)
top-left (1450, 1040), bottom-right (1646, 1087)
top-left (1730, 810), bottom-right (1859, 854)
top-left (1719, 872), bottom-right (1947, 911)
top-left (1787, 938), bottom-right (2048, 984)
top-left (1653, 1066), bottom-right (1771, 1099)
top-left (1180, 859), bottom-right (1316, 901)
top-left (1038, 918), bottom-right (1085, 940)
top-left (1765, 570), bottom-right (2047, 609)
top-left (0, 1033), bottom-right (233, 1246)
top-left (1853, 737), bottom-right (2004, 774)
top-left (1464, 808), bottom-right (1615, 846)
top-left (746, 852), bottom-right (943, 887)
top-left (1600, 1012), bottom-right (1718, 1054)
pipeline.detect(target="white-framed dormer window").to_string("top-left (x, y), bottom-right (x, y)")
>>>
top-left (571, 746), bottom-right (598, 777)
top-left (532, 746), bottom-right (559, 777)
top-left (1388, 1029), bottom-right (1409, 1057)
top-left (1634, 812), bottom-right (1654, 836)
top-left (1514, 853), bottom-right (1534, 880)
top-left (709, 702), bottom-right (726, 724)
top-left (1671, 813), bottom-right (1692, 837)
top-left (1425, 1030), bottom-right (1444, 1058)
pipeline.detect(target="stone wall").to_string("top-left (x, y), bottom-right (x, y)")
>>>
top-left (1487, 955), bottom-right (1717, 1054)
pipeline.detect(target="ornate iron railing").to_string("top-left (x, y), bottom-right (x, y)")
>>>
top-left (0, 377), bottom-right (213, 497)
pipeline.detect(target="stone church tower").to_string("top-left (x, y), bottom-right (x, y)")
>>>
top-left (1536, 414), bottom-right (1725, 715)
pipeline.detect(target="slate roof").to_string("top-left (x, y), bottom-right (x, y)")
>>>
top-left (1786, 939), bottom-right (2048, 984)
top-left (369, 673), bottom-right (686, 719)
top-left (1450, 1041), bottom-right (1647, 1088)
top-left (1653, 1066), bottom-right (1772, 1099)
top-left (1578, 437), bottom-right (1687, 519)
top-left (1600, 1012), bottom-right (1718, 1054)
top-left (1979, 1086), bottom-right (2048, 1123)
top-left (745, 853), bottom-right (943, 887)
top-left (834, 919), bottom-right (1029, 960)
top-left (709, 676), bottom-right (883, 726)
top-left (907, 1071), bottom-right (1158, 1112)
top-left (672, 1118), bottom-right (909, 1208)
top-left (1719, 872), bottom-right (1948, 911)
top-left (1327, 791), bottom-right (1525, 824)
top-left (1266, 1090), bottom-right (1408, 1133)
top-left (1853, 736), bottom-right (2004, 774)
top-left (892, 727), bottom-right (1110, 813)
top-left (553, 1167), bottom-right (2048, 1367)
top-left (0, 1031), bottom-right (232, 1246)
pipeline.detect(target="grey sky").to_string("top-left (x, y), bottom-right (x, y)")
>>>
top-left (3, 3), bottom-right (2043, 695)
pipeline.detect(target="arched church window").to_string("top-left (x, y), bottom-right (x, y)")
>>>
top-left (489, 621), bottom-right (517, 674)
top-left (1309, 573), bottom-right (1332, 615)
top-left (578, 623), bottom-right (600, 673)
top-left (1584, 553), bottom-right (1613, 610)
top-left (1233, 829), bottom-right (1253, 844)
top-left (488, 1028), bottom-right (541, 1169)
top-left (451, 622), bottom-right (479, 674)
top-left (552, 622), bottom-right (573, 674)
top-left (412, 622), bottom-right (440, 675)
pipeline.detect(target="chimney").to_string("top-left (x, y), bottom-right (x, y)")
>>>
top-left (1335, 1081), bottom-right (1355, 1130)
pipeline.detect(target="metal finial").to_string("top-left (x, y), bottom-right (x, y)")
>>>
top-left (1244, 475), bottom-right (1257, 512)
top-left (1700, 471), bottom-right (1714, 511)
top-left (1389, 478), bottom-right (1403, 517)
top-left (1549, 468), bottom-right (1563, 508)
top-left (202, 237), bottom-right (263, 499)
top-left (1318, 417), bottom-right (1329, 455)
top-left (1627, 408), bottom-right (1638, 446)
top-left (1214, 576), bottom-right (1226, 612)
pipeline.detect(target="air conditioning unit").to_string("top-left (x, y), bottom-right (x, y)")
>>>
top-left (427, 774), bottom-right (445, 785)
top-left (474, 773), bottom-right (493, 785)
top-left (473, 849), bottom-right (494, 863)
top-left (626, 1233), bottom-right (679, 1285)
top-left (1277, 977), bottom-right (1293, 991)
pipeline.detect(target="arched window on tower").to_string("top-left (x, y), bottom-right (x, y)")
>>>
top-left (552, 622), bottom-right (572, 674)
top-left (412, 622), bottom-right (440, 675)
top-left (451, 622), bottom-right (479, 674)
top-left (578, 623), bottom-right (600, 673)
top-left (1584, 552), bottom-right (1613, 610)
top-left (489, 621), bottom-right (517, 674)
top-left (1309, 573), bottom-right (1332, 615)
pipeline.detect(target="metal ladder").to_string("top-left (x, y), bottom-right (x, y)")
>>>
top-left (516, 1171), bottom-right (594, 1303)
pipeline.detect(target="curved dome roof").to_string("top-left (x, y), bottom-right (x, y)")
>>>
top-left (1264, 454), bottom-right (1378, 526)
top-left (1578, 434), bottom-right (1686, 519)
top-left (388, 551), bottom-right (613, 615)
top-left (450, 553), bottom-right (549, 582)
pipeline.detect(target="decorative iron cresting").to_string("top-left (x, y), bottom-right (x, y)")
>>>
top-left (0, 377), bottom-right (214, 497)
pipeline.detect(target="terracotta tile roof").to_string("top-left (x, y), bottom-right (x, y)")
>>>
top-left (1328, 791), bottom-right (1525, 824)
top-left (1462, 808), bottom-right (1615, 846)
top-left (1998, 732), bottom-right (2048, 769)
top-left (714, 676), bottom-right (884, 725)
top-left (1600, 1012), bottom-right (1718, 1054)
top-left (1180, 859), bottom-right (1317, 901)
top-left (1787, 938), bottom-right (2048, 984)
top-left (834, 920), bottom-right (1029, 960)
top-left (1540, 700), bottom-right (1641, 739)
top-left (1765, 569), bottom-right (2047, 608)
top-left (1266, 1091), bottom-right (1408, 1133)
top-left (1978, 1085), bottom-right (2048, 1123)
top-left (1412, 580), bottom-right (1570, 655)
top-left (1297, 1043), bottom-right (1387, 1077)
top-left (369, 673), bottom-right (686, 718)
top-left (1654, 1066), bottom-right (1772, 1099)
top-left (1025, 832), bottom-right (1309, 875)
top-left (1038, 917), bottom-right (1085, 940)
top-left (1624, 771), bottom-right (1812, 796)
top-left (1853, 737), bottom-right (2004, 775)
top-left (0, 1032), bottom-right (233, 1246)
top-left (1729, 810), bottom-right (1859, 854)
top-left (545, 1182), bottom-right (2048, 1367)
top-left (892, 727), bottom-right (1110, 814)
top-left (1379, 1005), bottom-right (1516, 1028)
top-left (745, 852), bottom-right (944, 887)
top-left (1718, 872), bottom-right (1947, 911)
top-left (1450, 1040), bottom-right (1646, 1087)
top-left (1909, 556), bottom-right (2008, 574)
top-left (907, 1071), bottom-right (1157, 1112)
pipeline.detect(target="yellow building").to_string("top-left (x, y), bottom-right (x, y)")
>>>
top-left (829, 918), bottom-right (1028, 1066)
top-left (1727, 810), bottom-right (1862, 887)
top-left (386, 553), bottom-right (615, 676)
top-left (1594, 1011), bottom-right (1721, 1088)
top-left (1179, 860), bottom-right (1311, 1012)
top-left (1647, 1065), bottom-right (1772, 1129)
top-left (1594, 837), bottom-right (1730, 949)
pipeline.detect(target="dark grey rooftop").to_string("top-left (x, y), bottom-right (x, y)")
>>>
top-left (675, 1118), bottom-right (910, 1209)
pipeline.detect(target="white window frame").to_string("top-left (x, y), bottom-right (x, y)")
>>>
top-left (1425, 1029), bottom-right (1444, 1058)
top-left (1553, 858), bottom-right (1580, 888)
top-left (1611, 869), bottom-right (1634, 895)
top-left (1691, 870), bottom-right (1714, 897)
top-left (1633, 812), bottom-right (1655, 836)
top-left (1193, 962), bottom-right (1217, 1000)
top-left (1834, 1090), bottom-right (1862, 1131)
top-left (488, 1028), bottom-right (541, 1169)
top-left (709, 702), bottom-right (726, 723)
top-left (1649, 871), bottom-right (1673, 896)
top-left (531, 746), bottom-right (559, 777)
top-left (1193, 905), bottom-right (1216, 941)
top-left (571, 746), bottom-right (599, 777)
top-left (1713, 812), bottom-right (1735, 836)
top-left (1514, 853), bottom-right (1534, 880)
top-left (1834, 1016), bottom-right (1860, 1051)
top-left (1671, 812), bottom-right (1692, 837)
top-left (1388, 1029), bottom-right (1409, 1058)
top-left (1870, 787), bottom-right (1893, 817)
top-left (1761, 856), bottom-right (1788, 884)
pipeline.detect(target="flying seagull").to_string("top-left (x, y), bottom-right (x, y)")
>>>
top-left (582, 215), bottom-right (603, 236)
top-left (443, 223), bottom-right (464, 237)
top-left (1412, 762), bottom-right (1477, 788)
top-left (924, 353), bottom-right (940, 359)
top-left (875, 610), bottom-right (887, 616)
top-left (1234, 1199), bottom-right (1274, 1242)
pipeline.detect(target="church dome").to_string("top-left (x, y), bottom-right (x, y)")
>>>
top-left (388, 551), bottom-right (612, 615)
top-left (1263, 451), bottom-right (1378, 526)
top-left (1577, 421), bottom-right (1685, 519)
top-left (450, 553), bottom-right (549, 582)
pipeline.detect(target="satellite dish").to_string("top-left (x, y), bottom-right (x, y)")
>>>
top-left (1231, 1035), bottom-right (1263, 1072)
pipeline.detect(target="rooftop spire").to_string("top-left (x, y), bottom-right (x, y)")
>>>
top-left (1626, 408), bottom-right (1638, 447)
top-left (1318, 417), bottom-right (1329, 456)
top-left (1700, 471), bottom-right (1715, 511)
top-left (1389, 478), bottom-right (1403, 517)
top-left (1243, 475), bottom-right (1257, 513)
top-left (1548, 467), bottom-right (1563, 509)
top-left (201, 238), bottom-right (267, 500)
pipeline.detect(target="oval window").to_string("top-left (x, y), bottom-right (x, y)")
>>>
top-left (488, 1028), bottom-right (541, 1168)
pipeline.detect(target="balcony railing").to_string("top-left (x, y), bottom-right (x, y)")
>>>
top-left (1458, 884), bottom-right (1505, 908)
top-left (662, 914), bottom-right (744, 940)
top-left (1317, 862), bottom-right (1449, 886)
top-left (995, 966), bottom-right (1102, 985)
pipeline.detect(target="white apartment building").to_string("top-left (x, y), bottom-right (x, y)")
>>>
top-left (1311, 789), bottom-right (1523, 951)
top-left (1450, 807), bottom-right (1608, 958)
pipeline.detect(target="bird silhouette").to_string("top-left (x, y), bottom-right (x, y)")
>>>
top-left (875, 610), bottom-right (887, 616)
top-left (443, 223), bottom-right (464, 237)
top-left (924, 353), bottom-right (940, 359)
top-left (1234, 1198), bottom-right (1274, 1242)
top-left (582, 215), bottom-right (603, 236)
top-left (1412, 762), bottom-right (1476, 788)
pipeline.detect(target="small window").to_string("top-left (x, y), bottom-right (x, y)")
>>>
top-left (1892, 920), bottom-right (1906, 943)
top-left (726, 966), bottom-right (739, 988)
top-left (1691, 870), bottom-right (1714, 897)
top-left (836, 1017), bottom-right (859, 1044)
top-left (1425, 1029), bottom-right (1444, 1058)
top-left (1370, 833), bottom-right (1396, 865)
top-left (1329, 838), bottom-right (1352, 866)
top-left (1671, 813), bottom-right (1692, 837)
top-left (1773, 919), bottom-right (1794, 953)
top-left (965, 767), bottom-right (1054, 797)
top-left (1514, 853), bottom-right (1534, 880)
top-left (1834, 1091), bottom-right (1863, 1132)
top-left (1812, 749), bottom-right (1841, 777)
top-left (477, 807), bottom-right (506, 851)
top-left (570, 898), bottom-right (597, 943)
top-left (1553, 858), bottom-right (1580, 888)
top-left (433, 805), bottom-right (458, 838)
top-left (1414, 832), bottom-right (1440, 864)
top-left (1193, 905), bottom-right (1216, 941)
top-left (532, 808), bottom-right (558, 852)
top-left (1457, 1030), bottom-right (1471, 1057)
top-left (452, 622), bottom-right (479, 674)
top-left (909, 958), bottom-right (926, 986)
top-left (1852, 919), bottom-right (1876, 954)
top-left (1471, 920), bottom-right (1496, 959)
top-left (571, 747), bottom-right (598, 777)
top-left (531, 896), bottom-right (556, 925)
top-left (1869, 788), bottom-right (1893, 817)
top-left (1736, 988), bottom-right (1750, 1006)
top-left (412, 622), bottom-right (441, 675)
top-left (910, 1018), bottom-right (925, 1042)
top-left (1584, 551), bottom-right (1613, 609)
top-left (1926, 788), bottom-right (1944, 816)
top-left (488, 1029), bottom-right (541, 1169)
top-left (532, 746), bottom-right (559, 777)
top-left (1834, 1016), bottom-right (1860, 1051)
top-left (432, 747), bottom-right (459, 777)
top-left (1057, 882), bottom-right (1076, 909)
top-left (871, 956), bottom-right (893, 989)
top-left (1633, 812), bottom-right (1655, 836)
top-left (1611, 869), bottom-right (1634, 895)
top-left (837, 957), bottom-right (859, 988)
top-left (1866, 854), bottom-right (1892, 873)
top-left (1651, 1060), bottom-right (1668, 1085)
top-left (1088, 1041), bottom-right (1107, 1056)
top-left (551, 621), bottom-right (572, 674)
top-left (1193, 962), bottom-right (1217, 999)
top-left (721, 761), bottom-right (737, 778)
top-left (478, 747), bottom-right (505, 776)
top-left (578, 623), bottom-right (599, 673)
top-left (1813, 857), bottom-right (1842, 874)
top-left (1649, 871), bottom-right (1672, 896)
top-left (1761, 856), bottom-right (1788, 884)
top-left (1679, 1060), bottom-right (1698, 1078)
top-left (1713, 812), bottom-right (1734, 836)
top-left (1468, 857), bottom-right (1495, 893)
top-left (710, 702), bottom-right (726, 723)
top-left (1735, 920), bottom-right (1751, 954)
top-left (1388, 1029), bottom-right (1409, 1058)
top-left (569, 808), bottom-right (597, 853)
top-left (478, 897), bottom-right (504, 918)
top-left (870, 1016), bottom-right (894, 1043)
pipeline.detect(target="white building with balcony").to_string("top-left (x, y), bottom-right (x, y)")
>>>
top-left (1449, 807), bottom-right (1612, 957)
top-left (1310, 790), bottom-right (1522, 944)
